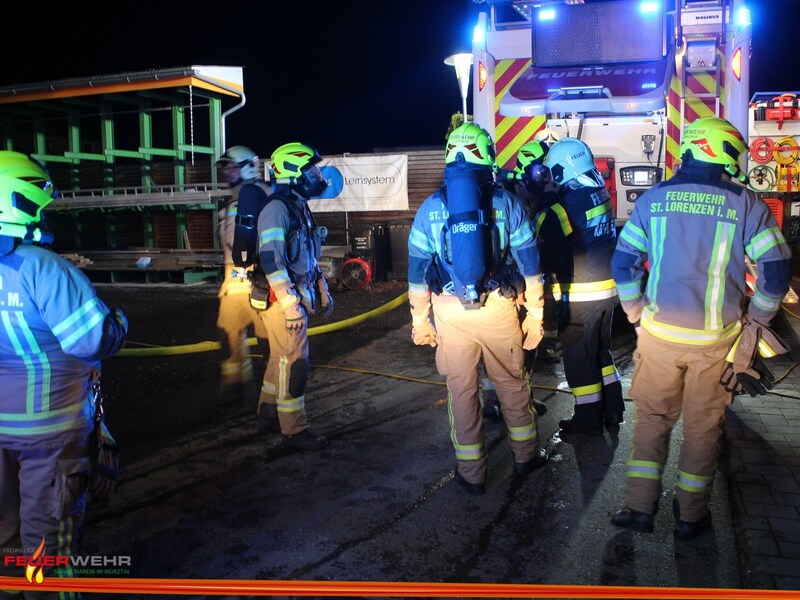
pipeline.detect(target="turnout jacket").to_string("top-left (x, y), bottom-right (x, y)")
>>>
top-left (217, 185), bottom-right (251, 297)
top-left (611, 164), bottom-right (792, 345)
top-left (408, 186), bottom-right (541, 298)
top-left (257, 185), bottom-right (322, 299)
top-left (534, 184), bottom-right (618, 302)
top-left (0, 242), bottom-right (127, 448)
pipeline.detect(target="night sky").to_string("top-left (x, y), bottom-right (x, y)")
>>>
top-left (4, 0), bottom-right (798, 158)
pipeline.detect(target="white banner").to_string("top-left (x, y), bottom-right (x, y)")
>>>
top-left (307, 154), bottom-right (408, 213)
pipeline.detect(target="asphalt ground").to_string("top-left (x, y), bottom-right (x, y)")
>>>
top-left (59, 280), bottom-right (758, 599)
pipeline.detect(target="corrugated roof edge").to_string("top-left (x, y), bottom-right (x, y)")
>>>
top-left (0, 66), bottom-right (237, 96)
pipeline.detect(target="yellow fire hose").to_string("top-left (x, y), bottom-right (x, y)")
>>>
top-left (117, 291), bottom-right (410, 358)
top-left (114, 289), bottom-right (571, 394)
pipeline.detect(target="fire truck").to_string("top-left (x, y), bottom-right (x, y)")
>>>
top-left (468, 0), bottom-right (800, 241)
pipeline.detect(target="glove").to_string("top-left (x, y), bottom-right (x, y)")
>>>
top-left (111, 307), bottom-right (129, 334)
top-left (719, 318), bottom-right (789, 396)
top-left (283, 302), bottom-right (306, 333)
top-left (108, 307), bottom-right (129, 350)
top-left (521, 275), bottom-right (545, 350)
top-left (720, 355), bottom-right (776, 397)
top-left (278, 290), bottom-right (306, 333)
top-left (317, 277), bottom-right (334, 318)
top-left (412, 320), bottom-right (438, 347)
top-left (521, 312), bottom-right (543, 351)
top-left (409, 291), bottom-right (437, 347)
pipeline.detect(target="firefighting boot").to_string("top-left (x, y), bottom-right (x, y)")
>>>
top-left (673, 498), bottom-right (712, 540)
top-left (610, 507), bottom-right (655, 533)
top-left (257, 402), bottom-right (280, 434)
top-left (453, 468), bottom-right (486, 496)
top-left (282, 428), bottom-right (328, 451)
top-left (559, 401), bottom-right (604, 436)
top-left (513, 447), bottom-right (549, 477)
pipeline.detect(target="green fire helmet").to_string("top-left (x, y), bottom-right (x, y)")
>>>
top-left (514, 139), bottom-right (549, 180)
top-left (0, 151), bottom-right (56, 235)
top-left (680, 116), bottom-right (747, 180)
top-left (270, 142), bottom-right (323, 182)
top-left (445, 123), bottom-right (497, 168)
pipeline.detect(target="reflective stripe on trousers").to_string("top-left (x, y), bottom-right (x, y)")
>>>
top-left (257, 301), bottom-right (310, 436)
top-left (433, 293), bottom-right (539, 485)
top-left (625, 330), bottom-right (731, 520)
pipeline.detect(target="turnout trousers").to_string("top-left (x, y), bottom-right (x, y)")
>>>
top-left (0, 439), bottom-right (89, 600)
top-left (257, 302), bottom-right (310, 436)
top-left (560, 297), bottom-right (624, 425)
top-left (432, 293), bottom-right (540, 485)
top-left (625, 330), bottom-right (732, 521)
top-left (216, 285), bottom-right (268, 398)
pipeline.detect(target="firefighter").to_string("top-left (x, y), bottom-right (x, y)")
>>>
top-left (481, 140), bottom-right (555, 422)
top-left (610, 116), bottom-right (792, 540)
top-left (514, 139), bottom-right (562, 368)
top-left (255, 142), bottom-right (333, 451)
top-left (215, 146), bottom-right (270, 403)
top-left (537, 137), bottom-right (625, 436)
top-left (0, 151), bottom-right (128, 596)
top-left (408, 123), bottom-right (548, 496)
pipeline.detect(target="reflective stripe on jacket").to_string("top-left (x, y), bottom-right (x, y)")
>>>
top-left (0, 244), bottom-right (124, 446)
top-left (534, 185), bottom-right (618, 303)
top-left (612, 168), bottom-right (791, 345)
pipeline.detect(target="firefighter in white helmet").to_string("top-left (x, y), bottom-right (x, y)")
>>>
top-left (408, 123), bottom-right (548, 496)
top-left (537, 137), bottom-right (625, 436)
top-left (215, 146), bottom-right (270, 404)
top-left (0, 151), bottom-right (128, 592)
top-left (610, 116), bottom-right (792, 540)
top-left (255, 142), bottom-right (333, 451)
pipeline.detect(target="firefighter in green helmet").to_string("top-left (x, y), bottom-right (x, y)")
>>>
top-left (0, 151), bottom-right (128, 594)
top-left (254, 142), bottom-right (333, 451)
top-left (514, 138), bottom-right (562, 366)
top-left (610, 116), bottom-right (792, 540)
top-left (408, 123), bottom-right (549, 495)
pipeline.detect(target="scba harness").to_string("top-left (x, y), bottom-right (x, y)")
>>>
top-left (238, 190), bottom-right (328, 311)
top-left (428, 164), bottom-right (523, 308)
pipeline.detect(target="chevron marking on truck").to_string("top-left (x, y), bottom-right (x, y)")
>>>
top-left (666, 59), bottom-right (727, 179)
top-left (494, 58), bottom-right (546, 170)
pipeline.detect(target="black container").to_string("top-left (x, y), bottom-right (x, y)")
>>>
top-left (348, 223), bottom-right (390, 282)
top-left (388, 220), bottom-right (413, 280)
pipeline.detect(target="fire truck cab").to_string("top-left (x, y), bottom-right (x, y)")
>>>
top-left (469, 0), bottom-right (761, 228)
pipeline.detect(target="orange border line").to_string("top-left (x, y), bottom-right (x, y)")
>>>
top-left (0, 578), bottom-right (795, 598)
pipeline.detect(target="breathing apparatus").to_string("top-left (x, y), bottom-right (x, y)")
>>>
top-left (439, 123), bottom-right (498, 306)
top-left (514, 140), bottom-right (550, 194)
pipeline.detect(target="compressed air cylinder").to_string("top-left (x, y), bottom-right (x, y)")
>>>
top-left (443, 165), bottom-right (492, 304)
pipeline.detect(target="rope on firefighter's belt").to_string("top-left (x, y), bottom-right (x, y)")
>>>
top-left (116, 292), bottom-right (410, 357)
